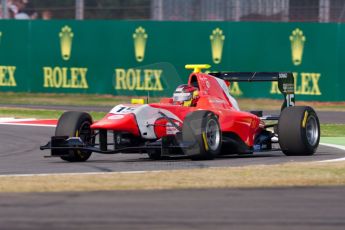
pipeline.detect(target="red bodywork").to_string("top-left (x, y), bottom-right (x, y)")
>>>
top-left (91, 72), bottom-right (264, 148)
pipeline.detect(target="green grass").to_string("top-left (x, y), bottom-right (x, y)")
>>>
top-left (0, 92), bottom-right (344, 111)
top-left (0, 108), bottom-right (106, 120)
top-left (320, 124), bottom-right (345, 137)
top-left (0, 92), bottom-right (159, 107)
top-left (321, 137), bottom-right (345, 146)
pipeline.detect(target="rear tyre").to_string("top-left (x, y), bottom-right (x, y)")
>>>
top-left (182, 111), bottom-right (222, 160)
top-left (55, 111), bottom-right (94, 162)
top-left (278, 106), bottom-right (320, 156)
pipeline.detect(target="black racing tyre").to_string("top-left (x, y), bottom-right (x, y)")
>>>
top-left (278, 106), bottom-right (320, 156)
top-left (55, 111), bottom-right (94, 162)
top-left (182, 110), bottom-right (222, 160)
top-left (147, 149), bottom-right (161, 160)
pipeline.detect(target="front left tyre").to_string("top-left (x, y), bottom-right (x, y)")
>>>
top-left (55, 111), bottom-right (94, 162)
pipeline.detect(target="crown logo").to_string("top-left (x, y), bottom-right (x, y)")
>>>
top-left (210, 28), bottom-right (225, 64)
top-left (59, 26), bottom-right (74, 61)
top-left (290, 28), bottom-right (306, 66)
top-left (133, 26), bottom-right (148, 62)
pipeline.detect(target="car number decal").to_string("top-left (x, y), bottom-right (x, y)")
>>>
top-left (110, 105), bottom-right (137, 114)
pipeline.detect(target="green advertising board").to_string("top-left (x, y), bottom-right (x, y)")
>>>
top-left (0, 20), bottom-right (344, 101)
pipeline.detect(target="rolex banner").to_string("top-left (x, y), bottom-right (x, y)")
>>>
top-left (0, 20), bottom-right (344, 101)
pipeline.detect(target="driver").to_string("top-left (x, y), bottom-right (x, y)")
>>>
top-left (173, 84), bottom-right (199, 107)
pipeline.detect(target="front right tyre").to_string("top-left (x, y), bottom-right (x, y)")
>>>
top-left (182, 110), bottom-right (222, 160)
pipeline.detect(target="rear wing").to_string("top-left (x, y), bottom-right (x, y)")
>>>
top-left (209, 72), bottom-right (295, 110)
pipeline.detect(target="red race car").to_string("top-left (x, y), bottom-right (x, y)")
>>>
top-left (41, 64), bottom-right (320, 162)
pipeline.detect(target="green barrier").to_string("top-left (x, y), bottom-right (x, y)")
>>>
top-left (0, 20), bottom-right (343, 101)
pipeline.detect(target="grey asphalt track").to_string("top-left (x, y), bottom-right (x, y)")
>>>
top-left (0, 124), bottom-right (344, 175)
top-left (0, 111), bottom-right (344, 230)
top-left (1, 187), bottom-right (345, 230)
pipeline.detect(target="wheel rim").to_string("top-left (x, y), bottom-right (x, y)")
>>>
top-left (78, 120), bottom-right (94, 149)
top-left (205, 118), bottom-right (220, 151)
top-left (73, 121), bottom-right (93, 159)
top-left (306, 115), bottom-right (318, 146)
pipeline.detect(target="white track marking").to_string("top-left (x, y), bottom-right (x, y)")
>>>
top-left (0, 117), bottom-right (37, 122)
top-left (318, 143), bottom-right (345, 162)
top-left (0, 117), bottom-right (56, 127)
top-left (0, 170), bottom-right (163, 178)
top-left (0, 117), bottom-right (16, 122)
top-left (0, 123), bottom-right (56, 127)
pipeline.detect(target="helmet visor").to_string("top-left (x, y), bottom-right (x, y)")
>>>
top-left (173, 92), bottom-right (192, 102)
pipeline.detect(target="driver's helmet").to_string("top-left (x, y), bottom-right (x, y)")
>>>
top-left (173, 84), bottom-right (199, 107)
